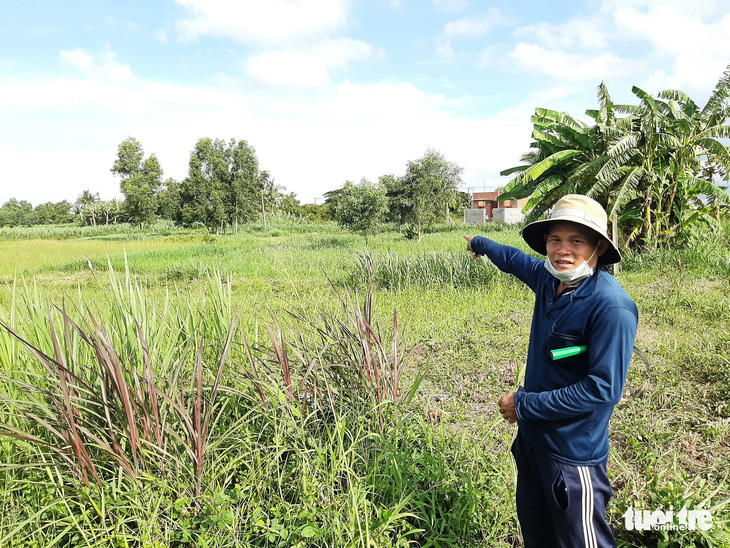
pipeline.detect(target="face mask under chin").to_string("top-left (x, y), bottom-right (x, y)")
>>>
top-left (544, 246), bottom-right (598, 285)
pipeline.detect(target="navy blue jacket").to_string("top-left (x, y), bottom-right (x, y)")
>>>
top-left (471, 236), bottom-right (638, 466)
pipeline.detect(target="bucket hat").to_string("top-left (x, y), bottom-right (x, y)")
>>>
top-left (521, 194), bottom-right (621, 264)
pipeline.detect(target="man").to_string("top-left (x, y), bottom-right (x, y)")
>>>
top-left (464, 194), bottom-right (638, 548)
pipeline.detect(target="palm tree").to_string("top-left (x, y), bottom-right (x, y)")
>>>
top-left (74, 190), bottom-right (100, 226)
top-left (598, 72), bottom-right (730, 247)
top-left (500, 66), bottom-right (730, 248)
top-left (497, 80), bottom-right (638, 222)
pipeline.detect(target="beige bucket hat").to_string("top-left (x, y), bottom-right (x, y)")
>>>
top-left (521, 194), bottom-right (621, 264)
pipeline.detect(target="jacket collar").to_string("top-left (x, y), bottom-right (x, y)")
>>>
top-left (547, 269), bottom-right (600, 305)
top-left (572, 269), bottom-right (599, 298)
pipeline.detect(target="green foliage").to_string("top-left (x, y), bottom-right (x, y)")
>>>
top-left (402, 222), bottom-right (419, 240)
top-left (297, 202), bottom-right (334, 222)
top-left (0, 199), bottom-right (36, 227)
top-left (333, 179), bottom-right (388, 242)
top-left (157, 178), bottom-right (182, 221)
top-left (0, 260), bottom-right (507, 547)
top-left (350, 250), bottom-right (509, 290)
top-left (392, 149), bottom-right (464, 240)
top-left (29, 200), bottom-right (74, 225)
top-left (179, 138), bottom-right (261, 233)
top-left (111, 138), bottom-right (164, 226)
top-left (500, 65), bottom-right (730, 249)
top-left (259, 170), bottom-right (302, 223)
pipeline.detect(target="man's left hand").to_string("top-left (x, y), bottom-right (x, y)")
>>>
top-left (498, 392), bottom-right (518, 424)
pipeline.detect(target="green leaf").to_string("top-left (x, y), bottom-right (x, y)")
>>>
top-left (300, 525), bottom-right (319, 538)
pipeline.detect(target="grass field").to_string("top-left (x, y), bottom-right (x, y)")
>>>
top-left (0, 219), bottom-right (728, 547)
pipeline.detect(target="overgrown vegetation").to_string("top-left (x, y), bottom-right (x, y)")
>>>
top-left (0, 220), bottom-right (728, 547)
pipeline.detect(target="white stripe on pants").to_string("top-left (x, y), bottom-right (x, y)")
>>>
top-left (579, 466), bottom-right (598, 548)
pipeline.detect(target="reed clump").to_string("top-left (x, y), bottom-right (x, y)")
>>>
top-left (0, 263), bottom-right (499, 547)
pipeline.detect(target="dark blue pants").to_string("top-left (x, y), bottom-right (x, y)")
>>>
top-left (511, 430), bottom-right (616, 548)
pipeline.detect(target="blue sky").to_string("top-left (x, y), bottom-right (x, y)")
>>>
top-left (1, 0), bottom-right (729, 206)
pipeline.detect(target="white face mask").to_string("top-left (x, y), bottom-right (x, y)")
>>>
top-left (544, 246), bottom-right (598, 285)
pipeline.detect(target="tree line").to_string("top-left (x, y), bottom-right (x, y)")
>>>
top-left (326, 148), bottom-right (469, 241)
top-left (110, 136), bottom-right (307, 232)
top-left (0, 139), bottom-right (469, 237)
top-left (0, 138), bottom-right (317, 230)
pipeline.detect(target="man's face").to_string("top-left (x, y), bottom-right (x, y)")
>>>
top-left (544, 222), bottom-right (604, 272)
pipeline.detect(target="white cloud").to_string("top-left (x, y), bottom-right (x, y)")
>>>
top-left (641, 57), bottom-right (730, 99)
top-left (60, 49), bottom-right (135, 83)
top-left (245, 38), bottom-right (373, 87)
top-left (437, 8), bottom-right (508, 60)
top-left (612, 5), bottom-right (705, 53)
top-left (173, 0), bottom-right (373, 89)
top-left (435, 40), bottom-right (456, 61)
top-left (503, 0), bottom-right (727, 91)
top-left (333, 80), bottom-right (447, 122)
top-left (506, 44), bottom-right (644, 81)
top-left (0, 146), bottom-right (121, 205)
top-left (600, 0), bottom-right (722, 16)
top-left (432, 0), bottom-right (468, 12)
top-left (442, 9), bottom-right (508, 38)
top-left (609, 6), bottom-right (730, 93)
top-left (0, 47), bottom-right (533, 206)
top-left (173, 0), bottom-right (352, 45)
top-left (514, 19), bottom-right (609, 50)
top-left (60, 49), bottom-right (93, 71)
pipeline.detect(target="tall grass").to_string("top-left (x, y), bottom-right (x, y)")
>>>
top-left (0, 223), bottom-right (141, 241)
top-left (350, 250), bottom-right (510, 290)
top-left (0, 262), bottom-right (506, 547)
top-left (621, 223), bottom-right (730, 279)
top-left (1, 220), bottom-right (729, 547)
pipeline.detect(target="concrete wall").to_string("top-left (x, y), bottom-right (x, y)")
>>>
top-left (492, 207), bottom-right (524, 224)
top-left (464, 208), bottom-right (487, 224)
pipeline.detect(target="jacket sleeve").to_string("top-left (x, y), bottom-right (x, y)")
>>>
top-left (470, 236), bottom-right (544, 293)
top-left (513, 305), bottom-right (638, 420)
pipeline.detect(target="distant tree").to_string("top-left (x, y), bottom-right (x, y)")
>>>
top-left (111, 137), bottom-right (163, 226)
top-left (380, 174), bottom-right (409, 225)
top-left (258, 170), bottom-right (275, 228)
top-left (298, 203), bottom-right (333, 222)
top-left (280, 192), bottom-right (301, 216)
top-left (34, 200), bottom-right (74, 224)
top-left (179, 139), bottom-right (227, 231)
top-left (74, 190), bottom-right (100, 226)
top-left (0, 199), bottom-right (35, 226)
top-left (333, 179), bottom-right (388, 243)
top-left (158, 179), bottom-right (182, 221)
top-left (323, 187), bottom-right (346, 212)
top-left (446, 190), bottom-right (471, 221)
top-left (111, 137), bottom-right (145, 178)
top-left (97, 200), bottom-right (122, 225)
top-left (179, 138), bottom-right (261, 232)
top-left (229, 140), bottom-right (260, 233)
top-left (401, 149), bottom-right (464, 239)
top-left (33, 202), bottom-right (55, 225)
top-left (54, 200), bottom-right (74, 224)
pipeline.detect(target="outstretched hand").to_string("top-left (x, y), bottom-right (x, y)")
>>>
top-left (463, 235), bottom-right (483, 258)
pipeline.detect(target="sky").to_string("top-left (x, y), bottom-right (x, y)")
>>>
top-left (1, 0), bottom-right (729, 206)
